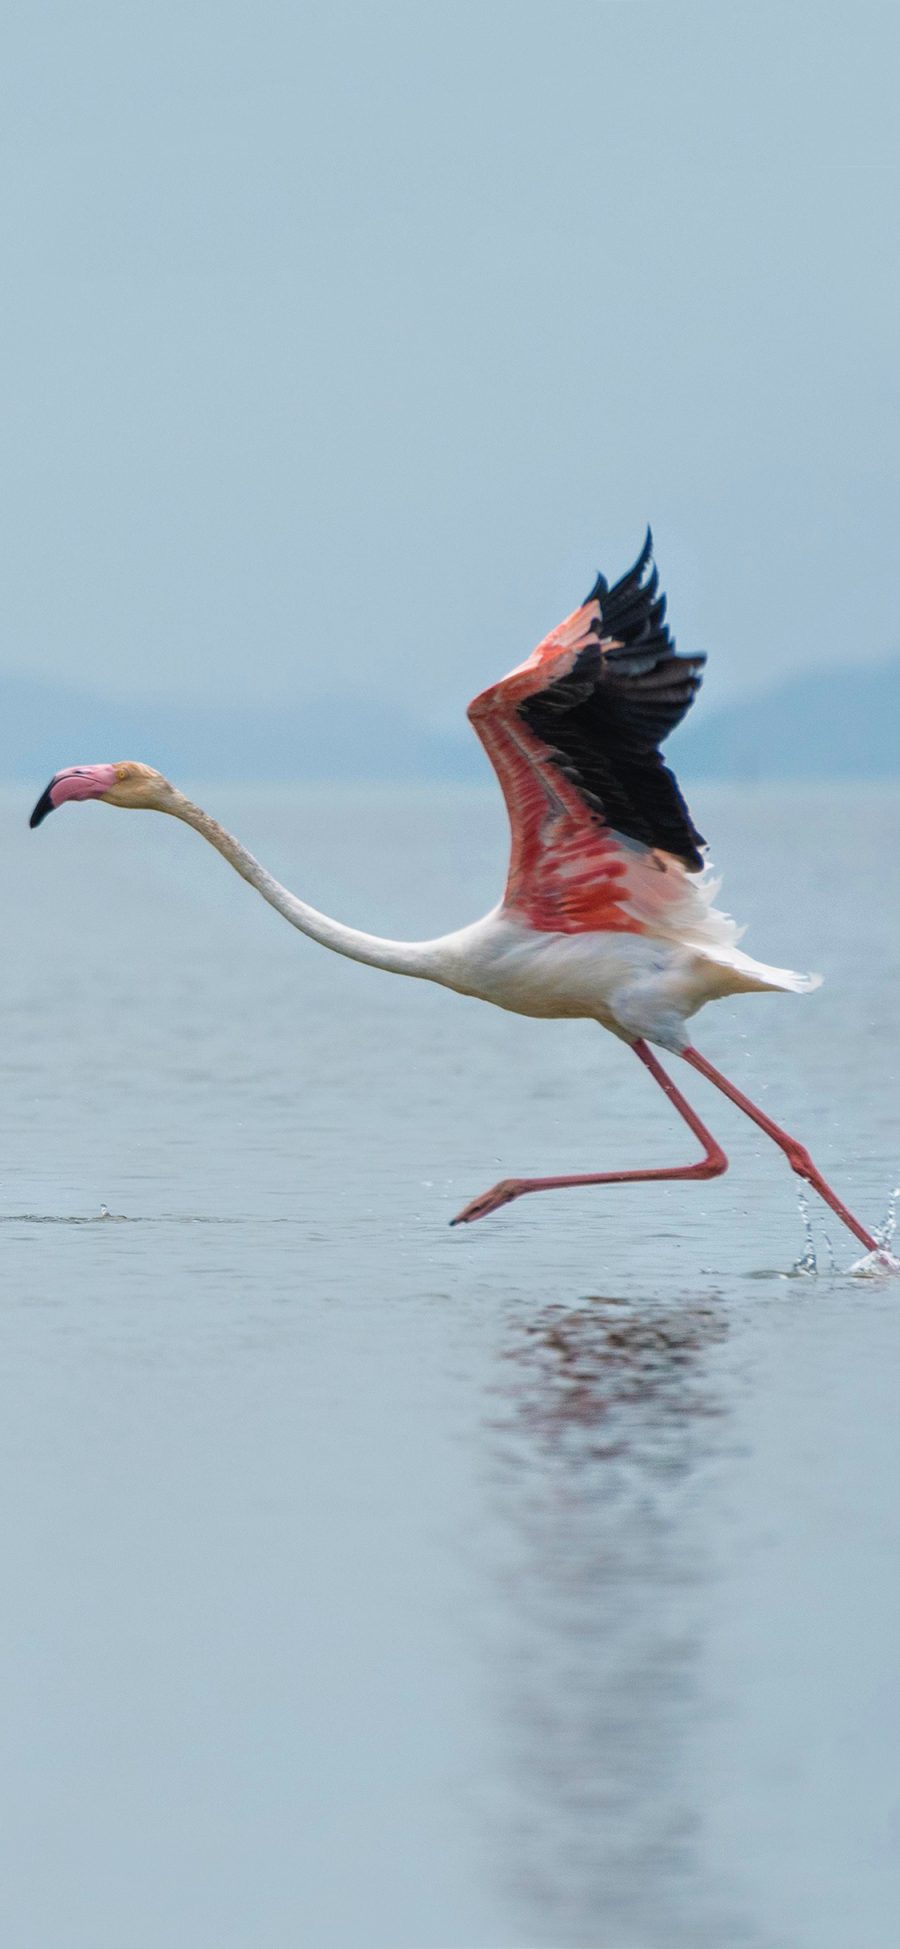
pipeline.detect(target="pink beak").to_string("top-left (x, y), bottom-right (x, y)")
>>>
top-left (29, 765), bottom-right (118, 828)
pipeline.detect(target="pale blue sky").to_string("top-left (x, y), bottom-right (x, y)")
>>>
top-left (3, 1), bottom-right (898, 737)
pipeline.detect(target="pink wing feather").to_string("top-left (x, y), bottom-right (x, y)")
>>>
top-left (468, 535), bottom-right (709, 937)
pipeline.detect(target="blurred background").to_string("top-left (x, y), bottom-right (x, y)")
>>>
top-left (2, 0), bottom-right (898, 784)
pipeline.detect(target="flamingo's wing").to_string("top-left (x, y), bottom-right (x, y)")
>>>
top-left (468, 532), bottom-right (709, 935)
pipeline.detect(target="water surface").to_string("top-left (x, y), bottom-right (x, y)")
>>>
top-left (2, 782), bottom-right (899, 1947)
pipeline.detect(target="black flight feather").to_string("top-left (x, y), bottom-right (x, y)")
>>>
top-left (518, 534), bottom-right (707, 870)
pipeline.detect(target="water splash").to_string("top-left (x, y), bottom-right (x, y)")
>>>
top-left (849, 1184), bottom-right (900, 1279)
top-left (791, 1188), bottom-right (818, 1277)
top-left (849, 1246), bottom-right (900, 1279)
top-left (792, 1185), bottom-right (900, 1281)
top-left (875, 1185), bottom-right (900, 1252)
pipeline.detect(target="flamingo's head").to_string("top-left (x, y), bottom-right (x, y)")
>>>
top-left (29, 761), bottom-right (178, 828)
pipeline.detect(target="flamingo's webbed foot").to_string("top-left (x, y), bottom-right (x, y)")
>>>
top-left (450, 1178), bottom-right (525, 1226)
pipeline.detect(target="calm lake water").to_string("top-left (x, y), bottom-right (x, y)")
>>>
top-left (2, 780), bottom-right (900, 1948)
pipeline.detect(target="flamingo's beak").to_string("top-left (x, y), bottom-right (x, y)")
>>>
top-left (29, 764), bottom-right (119, 829)
top-left (29, 779), bottom-right (58, 828)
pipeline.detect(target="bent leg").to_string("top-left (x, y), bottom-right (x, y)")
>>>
top-left (682, 1045), bottom-right (878, 1254)
top-left (450, 1038), bottom-right (727, 1225)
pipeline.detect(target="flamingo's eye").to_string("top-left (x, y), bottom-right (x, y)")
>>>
top-left (116, 767), bottom-right (129, 781)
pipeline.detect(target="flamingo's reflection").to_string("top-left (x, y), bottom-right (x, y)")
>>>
top-left (485, 1292), bottom-right (741, 1948)
top-left (500, 1292), bottom-right (727, 1458)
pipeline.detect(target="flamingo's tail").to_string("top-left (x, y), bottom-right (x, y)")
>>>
top-left (696, 945), bottom-right (822, 998)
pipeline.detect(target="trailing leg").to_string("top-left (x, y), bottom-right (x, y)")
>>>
top-left (682, 1046), bottom-right (879, 1254)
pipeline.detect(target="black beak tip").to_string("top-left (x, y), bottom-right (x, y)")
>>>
top-left (29, 784), bottom-right (56, 829)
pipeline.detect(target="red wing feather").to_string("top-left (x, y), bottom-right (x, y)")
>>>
top-left (468, 535), bottom-right (706, 935)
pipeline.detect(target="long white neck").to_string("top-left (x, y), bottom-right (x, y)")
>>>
top-left (166, 792), bottom-right (438, 980)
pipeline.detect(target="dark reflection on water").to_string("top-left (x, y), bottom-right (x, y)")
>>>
top-left (485, 1294), bottom-right (761, 1949)
top-left (506, 1293), bottom-right (727, 1455)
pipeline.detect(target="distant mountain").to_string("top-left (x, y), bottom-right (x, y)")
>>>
top-left (672, 655), bottom-right (900, 779)
top-left (2, 655), bottom-right (898, 786)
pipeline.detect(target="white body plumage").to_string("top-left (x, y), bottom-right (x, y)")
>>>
top-left (418, 907), bottom-right (819, 1051)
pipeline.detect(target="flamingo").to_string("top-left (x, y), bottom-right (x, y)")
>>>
top-left (29, 533), bottom-right (884, 1258)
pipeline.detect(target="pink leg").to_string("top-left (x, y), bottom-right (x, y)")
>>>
top-left (450, 1039), bottom-right (727, 1225)
top-left (682, 1046), bottom-right (879, 1254)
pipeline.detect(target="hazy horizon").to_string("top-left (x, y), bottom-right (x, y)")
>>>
top-left (3, 1), bottom-right (900, 741)
top-left (5, 642), bottom-right (899, 784)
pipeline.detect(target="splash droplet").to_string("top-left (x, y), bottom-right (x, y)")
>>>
top-left (791, 1188), bottom-right (818, 1277)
